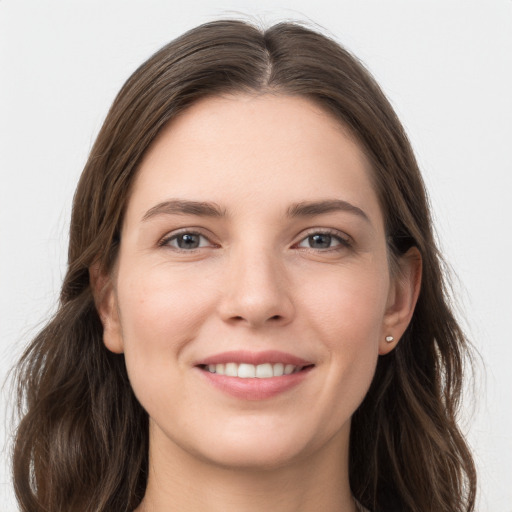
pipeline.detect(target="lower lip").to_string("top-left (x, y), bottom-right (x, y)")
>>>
top-left (197, 367), bottom-right (313, 400)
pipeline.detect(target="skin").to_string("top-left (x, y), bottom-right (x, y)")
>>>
top-left (94, 93), bottom-right (421, 512)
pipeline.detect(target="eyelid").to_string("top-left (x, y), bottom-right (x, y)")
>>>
top-left (156, 227), bottom-right (352, 252)
top-left (293, 228), bottom-right (353, 250)
top-left (158, 228), bottom-right (217, 250)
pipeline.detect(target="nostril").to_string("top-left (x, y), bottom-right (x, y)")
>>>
top-left (230, 315), bottom-right (282, 322)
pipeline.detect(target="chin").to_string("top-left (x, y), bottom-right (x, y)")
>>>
top-left (197, 437), bottom-right (308, 471)
top-left (181, 413), bottom-right (345, 472)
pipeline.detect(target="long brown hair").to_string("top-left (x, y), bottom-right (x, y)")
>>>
top-left (12, 19), bottom-right (476, 512)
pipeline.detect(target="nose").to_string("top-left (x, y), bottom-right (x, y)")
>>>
top-left (217, 247), bottom-right (295, 329)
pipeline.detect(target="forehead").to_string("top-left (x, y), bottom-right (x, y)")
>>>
top-left (127, 93), bottom-right (383, 227)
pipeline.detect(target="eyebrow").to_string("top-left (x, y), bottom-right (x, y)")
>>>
top-left (286, 199), bottom-right (370, 223)
top-left (142, 199), bottom-right (226, 221)
top-left (141, 198), bottom-right (370, 224)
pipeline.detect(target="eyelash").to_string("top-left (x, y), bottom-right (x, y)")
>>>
top-left (295, 229), bottom-right (352, 252)
top-left (158, 229), bottom-right (214, 251)
top-left (158, 228), bottom-right (352, 252)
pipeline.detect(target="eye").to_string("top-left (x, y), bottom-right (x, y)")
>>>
top-left (161, 231), bottom-right (212, 250)
top-left (296, 231), bottom-right (350, 250)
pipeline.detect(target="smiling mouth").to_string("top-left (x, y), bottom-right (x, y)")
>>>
top-left (198, 362), bottom-right (314, 379)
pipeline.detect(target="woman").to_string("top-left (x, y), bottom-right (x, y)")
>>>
top-left (12, 19), bottom-right (476, 512)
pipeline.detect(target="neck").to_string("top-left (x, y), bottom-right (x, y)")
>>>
top-left (136, 423), bottom-right (356, 512)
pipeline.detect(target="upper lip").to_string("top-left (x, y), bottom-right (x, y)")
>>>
top-left (196, 350), bottom-right (314, 367)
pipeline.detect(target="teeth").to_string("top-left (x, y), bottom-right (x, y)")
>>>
top-left (238, 363), bottom-right (255, 378)
top-left (284, 364), bottom-right (295, 375)
top-left (205, 362), bottom-right (301, 378)
top-left (273, 363), bottom-right (284, 377)
top-left (225, 362), bottom-right (238, 377)
top-left (256, 363), bottom-right (273, 378)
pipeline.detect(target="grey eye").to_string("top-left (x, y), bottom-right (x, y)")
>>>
top-left (298, 233), bottom-right (341, 249)
top-left (167, 233), bottom-right (209, 250)
top-left (177, 233), bottom-right (200, 249)
top-left (310, 234), bottom-right (332, 248)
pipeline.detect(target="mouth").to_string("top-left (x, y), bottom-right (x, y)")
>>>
top-left (197, 362), bottom-right (313, 378)
top-left (194, 350), bottom-right (315, 400)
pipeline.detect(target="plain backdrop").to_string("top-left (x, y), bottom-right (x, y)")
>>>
top-left (1, 1), bottom-right (511, 510)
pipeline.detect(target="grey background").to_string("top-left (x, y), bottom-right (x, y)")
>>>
top-left (1, 1), bottom-right (511, 510)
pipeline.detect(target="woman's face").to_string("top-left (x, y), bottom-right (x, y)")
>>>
top-left (99, 94), bottom-right (416, 470)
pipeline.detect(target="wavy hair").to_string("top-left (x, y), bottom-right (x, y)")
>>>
top-left (12, 19), bottom-right (476, 512)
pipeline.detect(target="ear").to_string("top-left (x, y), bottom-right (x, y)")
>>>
top-left (89, 262), bottom-right (124, 354)
top-left (379, 247), bottom-right (422, 355)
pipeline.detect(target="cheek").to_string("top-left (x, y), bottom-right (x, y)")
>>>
top-left (118, 262), bottom-right (215, 341)
top-left (115, 261), bottom-right (218, 397)
top-left (283, 266), bottom-right (389, 439)
top-left (114, 262), bottom-right (219, 416)
top-left (300, 263), bottom-right (390, 344)
top-left (300, 264), bottom-right (388, 394)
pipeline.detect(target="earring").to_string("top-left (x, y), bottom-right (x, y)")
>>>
top-left (385, 335), bottom-right (394, 343)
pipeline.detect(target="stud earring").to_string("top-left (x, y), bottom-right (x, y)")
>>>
top-left (385, 335), bottom-right (394, 343)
